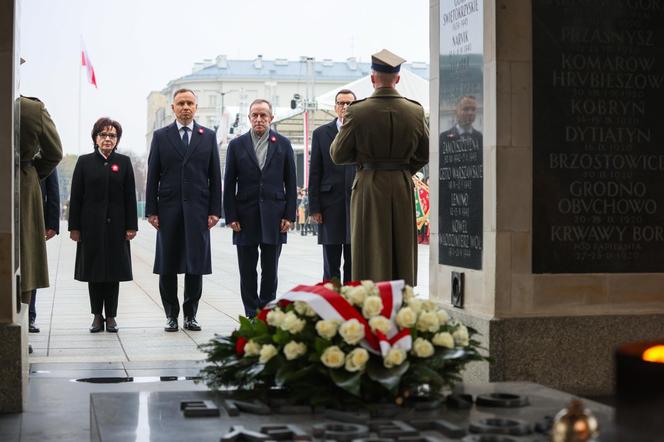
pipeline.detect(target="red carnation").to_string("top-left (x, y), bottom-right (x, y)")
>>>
top-left (111, 164), bottom-right (119, 172)
top-left (270, 135), bottom-right (276, 143)
top-left (256, 309), bottom-right (269, 322)
top-left (198, 128), bottom-right (204, 134)
top-left (235, 336), bottom-right (247, 355)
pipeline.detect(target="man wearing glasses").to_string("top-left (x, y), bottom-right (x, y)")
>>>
top-left (308, 89), bottom-right (357, 283)
top-left (223, 99), bottom-right (297, 318)
top-left (146, 88), bottom-right (222, 332)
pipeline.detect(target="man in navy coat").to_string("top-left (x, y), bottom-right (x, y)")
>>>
top-left (29, 168), bottom-right (60, 334)
top-left (309, 89), bottom-right (357, 283)
top-left (223, 99), bottom-right (297, 318)
top-left (146, 88), bottom-right (222, 332)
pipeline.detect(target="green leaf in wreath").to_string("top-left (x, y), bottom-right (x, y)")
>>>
top-left (410, 363), bottom-right (445, 386)
top-left (275, 364), bottom-right (316, 386)
top-left (330, 368), bottom-right (362, 397)
top-left (238, 316), bottom-right (254, 336)
top-left (314, 338), bottom-right (332, 355)
top-left (272, 328), bottom-right (291, 345)
top-left (367, 357), bottom-right (410, 394)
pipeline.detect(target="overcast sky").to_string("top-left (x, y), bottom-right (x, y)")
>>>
top-left (19, 0), bottom-right (430, 155)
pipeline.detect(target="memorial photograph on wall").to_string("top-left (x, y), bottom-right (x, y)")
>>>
top-left (438, 0), bottom-right (484, 269)
top-left (533, 1), bottom-right (664, 273)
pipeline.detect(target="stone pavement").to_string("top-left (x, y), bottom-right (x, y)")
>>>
top-left (29, 220), bottom-right (429, 364)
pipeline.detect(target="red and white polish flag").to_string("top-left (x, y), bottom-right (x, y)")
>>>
top-left (81, 44), bottom-right (98, 88)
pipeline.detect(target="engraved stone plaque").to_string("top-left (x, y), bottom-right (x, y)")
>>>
top-left (438, 0), bottom-right (484, 269)
top-left (533, 0), bottom-right (664, 273)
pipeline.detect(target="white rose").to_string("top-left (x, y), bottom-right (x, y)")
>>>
top-left (436, 309), bottom-right (450, 325)
top-left (280, 311), bottom-right (306, 334)
top-left (384, 348), bottom-right (407, 368)
top-left (345, 348), bottom-right (370, 372)
top-left (403, 285), bottom-right (415, 303)
top-left (422, 300), bottom-right (437, 312)
top-left (368, 316), bottom-right (391, 335)
top-left (432, 332), bottom-right (455, 348)
top-left (315, 319), bottom-right (339, 340)
top-left (294, 301), bottom-right (317, 317)
top-left (339, 318), bottom-right (366, 345)
top-left (416, 311), bottom-right (440, 333)
top-left (396, 307), bottom-right (417, 329)
top-left (324, 282), bottom-right (335, 291)
top-left (346, 285), bottom-right (369, 306)
top-left (283, 341), bottom-right (307, 360)
top-left (360, 280), bottom-right (375, 290)
top-left (321, 345), bottom-right (345, 368)
top-left (259, 344), bottom-right (278, 363)
top-left (412, 337), bottom-right (435, 358)
top-left (408, 298), bottom-right (423, 314)
top-left (453, 325), bottom-right (470, 347)
top-left (340, 285), bottom-right (352, 296)
top-left (362, 296), bottom-right (384, 318)
top-left (243, 340), bottom-right (261, 357)
top-left (266, 309), bottom-right (285, 327)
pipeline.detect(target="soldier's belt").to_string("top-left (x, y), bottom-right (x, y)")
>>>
top-left (360, 162), bottom-right (410, 171)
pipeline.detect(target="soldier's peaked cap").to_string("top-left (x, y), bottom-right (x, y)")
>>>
top-left (371, 49), bottom-right (405, 73)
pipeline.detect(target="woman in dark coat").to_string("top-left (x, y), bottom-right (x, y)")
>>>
top-left (68, 118), bottom-right (138, 333)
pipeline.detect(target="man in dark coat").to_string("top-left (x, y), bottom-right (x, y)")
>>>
top-left (330, 49), bottom-right (429, 286)
top-left (309, 89), bottom-right (357, 283)
top-left (223, 99), bottom-right (297, 318)
top-left (146, 89), bottom-right (222, 332)
top-left (29, 169), bottom-right (60, 333)
top-left (439, 95), bottom-right (483, 150)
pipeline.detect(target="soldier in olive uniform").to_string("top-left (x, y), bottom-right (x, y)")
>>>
top-left (19, 95), bottom-right (64, 304)
top-left (330, 49), bottom-right (429, 286)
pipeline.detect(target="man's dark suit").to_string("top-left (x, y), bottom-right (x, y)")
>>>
top-left (439, 125), bottom-right (483, 152)
top-left (145, 120), bottom-right (222, 320)
top-left (309, 119), bottom-right (355, 283)
top-left (223, 129), bottom-right (297, 317)
top-left (30, 169), bottom-right (60, 324)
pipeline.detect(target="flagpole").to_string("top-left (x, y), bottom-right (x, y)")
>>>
top-left (78, 41), bottom-right (82, 156)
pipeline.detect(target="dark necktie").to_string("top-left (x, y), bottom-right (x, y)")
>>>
top-left (182, 127), bottom-right (190, 146)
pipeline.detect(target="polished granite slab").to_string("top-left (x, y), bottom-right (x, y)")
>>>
top-left (88, 382), bottom-right (634, 442)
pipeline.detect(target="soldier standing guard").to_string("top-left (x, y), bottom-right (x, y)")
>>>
top-left (330, 49), bottom-right (429, 286)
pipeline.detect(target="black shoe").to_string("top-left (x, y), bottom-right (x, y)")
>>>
top-left (89, 315), bottom-right (104, 333)
top-left (164, 317), bottom-right (178, 332)
top-left (29, 344), bottom-right (33, 354)
top-left (184, 317), bottom-right (201, 331)
top-left (106, 317), bottom-right (118, 333)
top-left (29, 321), bottom-right (40, 333)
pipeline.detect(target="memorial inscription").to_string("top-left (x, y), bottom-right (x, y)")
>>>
top-left (533, 0), bottom-right (664, 273)
top-left (439, 0), bottom-right (484, 269)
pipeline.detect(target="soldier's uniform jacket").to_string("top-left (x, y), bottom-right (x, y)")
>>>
top-left (330, 87), bottom-right (429, 286)
top-left (19, 96), bottom-right (63, 300)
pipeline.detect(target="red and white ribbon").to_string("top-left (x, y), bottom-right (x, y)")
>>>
top-left (272, 280), bottom-right (411, 357)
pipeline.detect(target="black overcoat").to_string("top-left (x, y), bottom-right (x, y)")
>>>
top-left (309, 119), bottom-right (355, 245)
top-left (68, 149), bottom-right (138, 282)
top-left (145, 121), bottom-right (222, 275)
top-left (223, 130), bottom-right (297, 246)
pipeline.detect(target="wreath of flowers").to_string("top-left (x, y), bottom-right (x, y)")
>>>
top-left (200, 280), bottom-right (488, 406)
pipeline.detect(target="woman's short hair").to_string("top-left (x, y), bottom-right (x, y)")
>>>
top-left (91, 117), bottom-right (123, 148)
